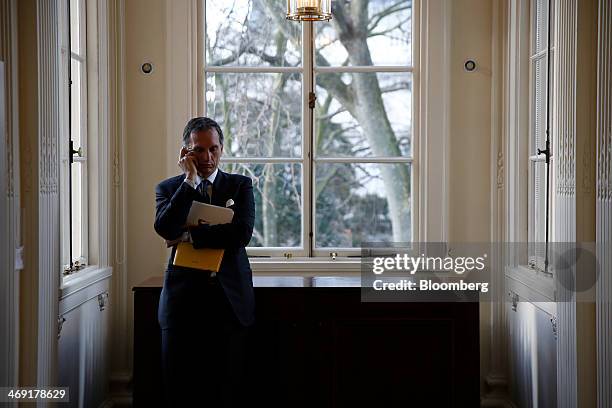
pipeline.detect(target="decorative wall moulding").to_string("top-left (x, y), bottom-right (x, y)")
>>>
top-left (497, 151), bottom-right (504, 189)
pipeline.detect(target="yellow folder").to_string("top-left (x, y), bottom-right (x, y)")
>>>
top-left (173, 242), bottom-right (224, 272)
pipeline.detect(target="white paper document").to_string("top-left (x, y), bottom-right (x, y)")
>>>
top-left (186, 201), bottom-right (234, 227)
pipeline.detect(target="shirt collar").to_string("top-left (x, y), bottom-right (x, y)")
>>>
top-left (194, 167), bottom-right (219, 187)
top-left (206, 168), bottom-right (218, 184)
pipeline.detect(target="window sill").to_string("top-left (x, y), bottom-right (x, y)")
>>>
top-left (250, 257), bottom-right (361, 276)
top-left (60, 265), bottom-right (112, 300)
top-left (505, 264), bottom-right (556, 316)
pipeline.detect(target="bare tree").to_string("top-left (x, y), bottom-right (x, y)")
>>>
top-left (207, 0), bottom-right (412, 246)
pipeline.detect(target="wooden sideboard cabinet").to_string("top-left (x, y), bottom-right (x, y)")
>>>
top-left (133, 276), bottom-right (480, 407)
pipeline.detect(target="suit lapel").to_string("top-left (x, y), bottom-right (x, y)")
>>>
top-left (211, 169), bottom-right (227, 207)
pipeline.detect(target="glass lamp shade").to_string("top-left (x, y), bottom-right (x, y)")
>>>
top-left (286, 0), bottom-right (332, 21)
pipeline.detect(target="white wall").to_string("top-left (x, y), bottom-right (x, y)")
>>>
top-left (448, 0), bottom-right (494, 395)
top-left (123, 0), bottom-right (168, 375)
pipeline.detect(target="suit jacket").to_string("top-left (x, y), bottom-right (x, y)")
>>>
top-left (154, 170), bottom-right (255, 328)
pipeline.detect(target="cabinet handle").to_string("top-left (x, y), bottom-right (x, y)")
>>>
top-left (551, 317), bottom-right (558, 340)
top-left (98, 292), bottom-right (109, 311)
top-left (509, 291), bottom-right (519, 312)
top-left (58, 316), bottom-right (66, 339)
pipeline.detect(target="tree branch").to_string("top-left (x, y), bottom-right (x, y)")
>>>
top-left (367, 2), bottom-right (410, 34)
top-left (369, 17), bottom-right (410, 37)
top-left (380, 81), bottom-right (411, 94)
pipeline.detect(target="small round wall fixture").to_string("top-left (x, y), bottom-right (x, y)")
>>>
top-left (141, 62), bottom-right (154, 75)
top-left (464, 59), bottom-right (477, 72)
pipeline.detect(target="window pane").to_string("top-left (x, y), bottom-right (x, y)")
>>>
top-left (529, 159), bottom-right (547, 268)
top-left (70, 0), bottom-right (82, 55)
top-left (315, 163), bottom-right (411, 247)
top-left (533, 58), bottom-right (546, 151)
top-left (528, 0), bottom-right (554, 270)
top-left (221, 162), bottom-right (302, 248)
top-left (71, 162), bottom-right (84, 262)
top-left (71, 58), bottom-right (82, 147)
top-left (533, 160), bottom-right (547, 245)
top-left (530, 57), bottom-right (548, 256)
top-left (315, 0), bottom-right (412, 66)
top-left (535, 0), bottom-right (548, 53)
top-left (315, 73), bottom-right (411, 157)
top-left (206, 0), bottom-right (301, 67)
top-left (206, 72), bottom-right (302, 158)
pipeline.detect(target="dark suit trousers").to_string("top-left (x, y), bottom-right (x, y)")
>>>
top-left (160, 278), bottom-right (248, 407)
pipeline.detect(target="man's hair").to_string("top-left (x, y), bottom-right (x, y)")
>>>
top-left (182, 117), bottom-right (224, 146)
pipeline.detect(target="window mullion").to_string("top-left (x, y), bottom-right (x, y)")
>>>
top-left (79, 0), bottom-right (88, 266)
top-left (202, 0), bottom-right (207, 117)
top-left (315, 65), bottom-right (413, 73)
top-left (315, 157), bottom-right (413, 163)
top-left (205, 66), bottom-right (302, 73)
top-left (303, 21), bottom-right (314, 257)
top-left (67, 0), bottom-right (75, 272)
top-left (221, 157), bottom-right (303, 164)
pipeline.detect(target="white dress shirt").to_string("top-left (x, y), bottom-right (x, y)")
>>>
top-left (183, 167), bottom-right (218, 194)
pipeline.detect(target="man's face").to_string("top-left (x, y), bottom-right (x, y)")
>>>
top-left (186, 129), bottom-right (223, 178)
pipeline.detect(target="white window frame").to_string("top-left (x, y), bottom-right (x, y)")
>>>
top-left (167, 0), bottom-right (450, 269)
top-left (58, 0), bottom-right (113, 286)
top-left (527, 0), bottom-right (555, 272)
top-left (59, 0), bottom-right (90, 272)
top-left (310, 36), bottom-right (415, 258)
top-left (202, 14), bottom-right (307, 256)
top-left (504, 0), bottom-right (559, 291)
top-left (200, 0), bottom-right (420, 259)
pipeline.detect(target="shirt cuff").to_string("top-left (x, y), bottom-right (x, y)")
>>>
top-left (183, 174), bottom-right (202, 190)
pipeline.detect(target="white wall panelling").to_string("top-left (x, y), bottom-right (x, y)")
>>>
top-left (505, 0), bottom-right (530, 248)
top-left (59, 270), bottom-right (112, 408)
top-left (554, 0), bottom-right (598, 406)
top-left (483, 0), bottom-right (510, 404)
top-left (596, 0), bottom-right (612, 405)
top-left (0, 60), bottom-right (7, 392)
top-left (107, 0), bottom-right (131, 403)
top-left (507, 300), bottom-right (557, 407)
top-left (0, 0), bottom-right (20, 396)
top-left (36, 0), bottom-right (61, 392)
top-left (17, 0), bottom-right (62, 394)
top-left (503, 0), bottom-right (598, 406)
top-left (416, 0), bottom-right (450, 242)
top-left (554, 1), bottom-right (579, 404)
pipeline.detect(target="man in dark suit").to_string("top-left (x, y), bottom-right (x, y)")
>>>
top-left (154, 117), bottom-right (255, 407)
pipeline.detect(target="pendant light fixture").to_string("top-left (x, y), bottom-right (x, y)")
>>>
top-left (286, 0), bottom-right (332, 21)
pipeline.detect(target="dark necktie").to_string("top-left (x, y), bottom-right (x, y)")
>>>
top-left (198, 179), bottom-right (211, 203)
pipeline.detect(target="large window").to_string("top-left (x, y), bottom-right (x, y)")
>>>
top-left (204, 0), bottom-right (414, 257)
top-left (528, 0), bottom-right (554, 271)
top-left (60, 0), bottom-right (89, 272)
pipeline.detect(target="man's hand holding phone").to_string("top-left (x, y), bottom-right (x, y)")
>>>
top-left (178, 146), bottom-right (198, 181)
